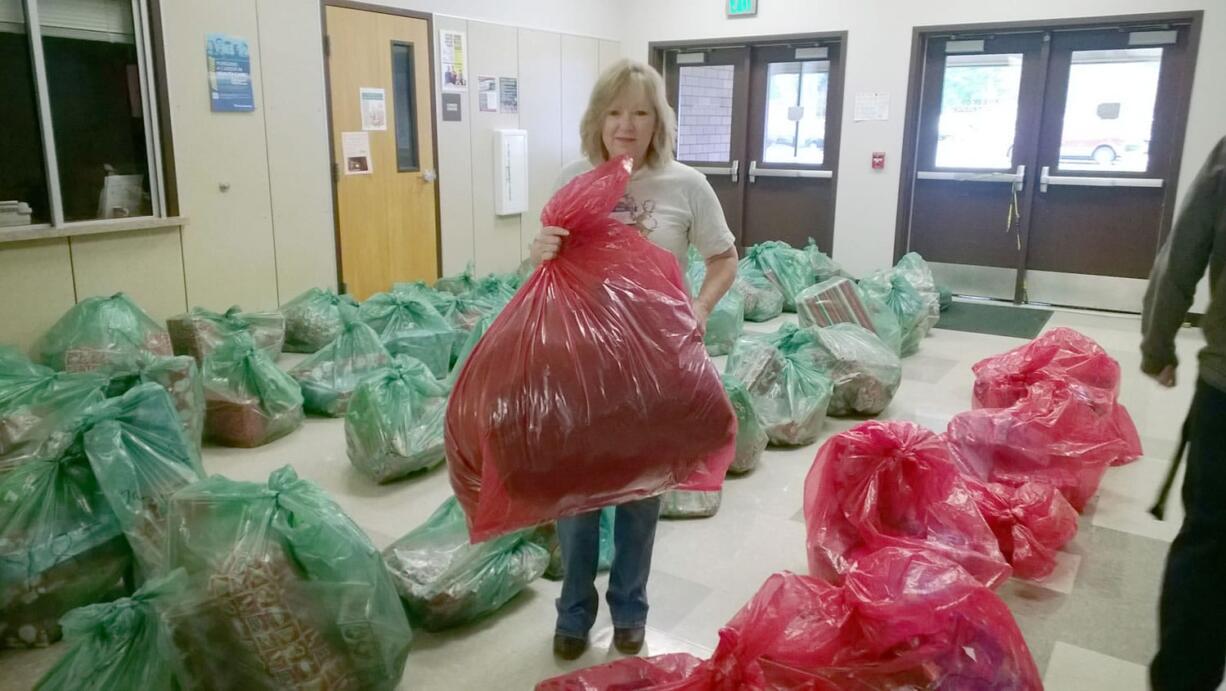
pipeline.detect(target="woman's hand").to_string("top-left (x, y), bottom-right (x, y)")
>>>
top-left (693, 301), bottom-right (711, 336)
top-left (530, 226), bottom-right (570, 264)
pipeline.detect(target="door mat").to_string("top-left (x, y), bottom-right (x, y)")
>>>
top-left (935, 300), bottom-right (1053, 339)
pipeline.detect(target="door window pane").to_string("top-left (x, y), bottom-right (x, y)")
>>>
top-left (676, 64), bottom-right (733, 162)
top-left (391, 42), bottom-right (418, 171)
top-left (1058, 48), bottom-right (1161, 172)
top-left (41, 0), bottom-right (151, 221)
top-left (763, 61), bottom-right (828, 165)
top-left (0, 0), bottom-right (51, 225)
top-left (935, 53), bottom-right (1024, 169)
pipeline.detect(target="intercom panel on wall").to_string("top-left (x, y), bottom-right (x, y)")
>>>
top-left (494, 129), bottom-right (529, 216)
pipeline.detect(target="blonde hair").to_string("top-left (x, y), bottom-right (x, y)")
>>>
top-left (580, 59), bottom-right (677, 168)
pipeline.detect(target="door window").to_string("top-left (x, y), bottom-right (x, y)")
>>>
top-left (934, 53), bottom-right (1024, 170)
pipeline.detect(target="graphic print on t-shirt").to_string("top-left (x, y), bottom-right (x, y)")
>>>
top-left (611, 192), bottom-right (659, 237)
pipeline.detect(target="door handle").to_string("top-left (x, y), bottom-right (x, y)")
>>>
top-left (422, 169), bottom-right (438, 183)
top-left (692, 161), bottom-right (739, 183)
top-left (748, 160), bottom-right (834, 183)
top-left (916, 165), bottom-right (1025, 192)
top-left (1039, 165), bottom-right (1162, 193)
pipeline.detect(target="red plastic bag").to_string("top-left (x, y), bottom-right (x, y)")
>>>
top-left (971, 328), bottom-right (1142, 467)
top-left (962, 477), bottom-right (1079, 581)
top-left (803, 420), bottom-right (1011, 589)
top-left (948, 378), bottom-right (1140, 512)
top-left (446, 157), bottom-right (736, 541)
top-left (688, 550), bottom-right (1040, 690)
top-left (535, 653), bottom-right (705, 691)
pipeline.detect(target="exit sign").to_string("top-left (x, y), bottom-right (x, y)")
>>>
top-left (727, 0), bottom-right (757, 18)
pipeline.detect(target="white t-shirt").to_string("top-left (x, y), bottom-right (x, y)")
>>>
top-left (552, 159), bottom-right (736, 269)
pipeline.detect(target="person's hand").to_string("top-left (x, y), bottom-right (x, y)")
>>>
top-left (530, 226), bottom-right (569, 264)
top-left (693, 302), bottom-right (710, 336)
top-left (1148, 364), bottom-right (1177, 388)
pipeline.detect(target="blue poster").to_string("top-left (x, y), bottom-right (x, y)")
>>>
top-left (206, 33), bottom-right (255, 112)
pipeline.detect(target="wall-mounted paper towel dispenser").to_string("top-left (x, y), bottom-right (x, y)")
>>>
top-left (494, 129), bottom-right (528, 216)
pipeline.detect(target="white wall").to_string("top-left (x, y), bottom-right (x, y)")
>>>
top-left (349, 0), bottom-right (623, 41)
top-left (620, 0), bottom-right (1226, 279)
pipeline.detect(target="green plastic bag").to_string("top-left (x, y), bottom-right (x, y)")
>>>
top-left (100, 352), bottom-right (205, 455)
top-left (726, 329), bottom-right (834, 447)
top-left (0, 403), bottom-right (133, 648)
top-left (163, 466), bottom-right (412, 691)
top-left (35, 293), bottom-right (173, 372)
top-left (859, 271), bottom-right (930, 357)
top-left (166, 306), bottom-right (285, 364)
top-left (201, 334), bottom-right (303, 448)
top-left (939, 285), bottom-right (953, 312)
top-left (804, 238), bottom-right (852, 283)
top-left (742, 241), bottom-right (816, 313)
top-left (346, 355), bottom-right (449, 483)
top-left (435, 261), bottom-right (478, 295)
top-left (33, 569), bottom-right (185, 691)
top-left (467, 274), bottom-right (519, 305)
top-left (724, 374), bottom-right (768, 475)
top-left (802, 323), bottom-right (901, 417)
top-left (447, 312), bottom-right (496, 386)
top-left (659, 489), bottom-right (722, 519)
top-left (85, 383), bottom-right (204, 579)
top-left (280, 288), bottom-right (360, 354)
top-left (895, 252), bottom-right (942, 326)
top-left (0, 348), bottom-right (107, 472)
top-left (735, 265), bottom-right (786, 322)
top-left (383, 496), bottom-right (548, 632)
top-left (358, 292), bottom-right (456, 379)
top-left (395, 283), bottom-right (503, 365)
top-left (686, 248), bottom-right (746, 355)
top-left (290, 320), bottom-right (392, 417)
top-left (538, 506), bottom-right (615, 581)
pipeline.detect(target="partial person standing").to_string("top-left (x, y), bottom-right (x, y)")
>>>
top-left (529, 59), bottom-right (738, 659)
top-left (1143, 136), bottom-right (1226, 691)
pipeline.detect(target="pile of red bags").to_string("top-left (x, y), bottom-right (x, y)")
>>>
top-left (446, 157), bottom-right (736, 542)
top-left (803, 420), bottom-right (1012, 588)
top-left (536, 548), bottom-right (1041, 690)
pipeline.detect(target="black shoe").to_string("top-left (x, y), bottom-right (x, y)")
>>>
top-left (613, 627), bottom-right (646, 655)
top-left (553, 633), bottom-right (588, 660)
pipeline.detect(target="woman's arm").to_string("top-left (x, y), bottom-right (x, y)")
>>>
top-left (694, 246), bottom-right (738, 330)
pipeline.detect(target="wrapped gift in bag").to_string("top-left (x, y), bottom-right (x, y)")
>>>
top-left (383, 496), bottom-right (548, 631)
top-left (346, 355), bottom-right (449, 483)
top-left (894, 252), bottom-right (942, 327)
top-left (537, 506), bottom-right (615, 581)
top-left (163, 466), bottom-right (412, 691)
top-left (963, 477), bottom-right (1079, 581)
top-left (166, 306), bottom-right (285, 364)
top-left (84, 384), bottom-right (204, 579)
top-left (201, 334), bottom-right (304, 448)
top-left (359, 292), bottom-right (456, 379)
top-left (99, 352), bottom-right (204, 454)
top-left (804, 238), bottom-right (851, 283)
top-left (735, 265), bottom-right (785, 323)
top-left (0, 348), bottom-right (107, 472)
top-left (280, 288), bottom-right (360, 354)
top-left (947, 377), bottom-right (1142, 511)
top-left (290, 319), bottom-right (392, 417)
top-left (796, 277), bottom-right (904, 355)
top-left (740, 241), bottom-right (815, 313)
top-left (858, 270), bottom-right (931, 357)
top-left (723, 374), bottom-right (768, 475)
top-left (792, 323), bottom-right (901, 417)
top-left (804, 420), bottom-right (1011, 588)
top-left (446, 157), bottom-right (736, 541)
top-left (33, 570), bottom-right (185, 691)
top-left (35, 293), bottom-right (172, 372)
top-left (725, 330), bottom-right (833, 447)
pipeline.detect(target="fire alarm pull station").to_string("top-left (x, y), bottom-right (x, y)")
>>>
top-left (872, 152), bottom-right (886, 170)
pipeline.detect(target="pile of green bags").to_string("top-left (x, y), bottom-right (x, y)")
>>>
top-left (162, 466), bottom-right (412, 690)
top-left (383, 496), bottom-right (548, 631)
top-left (359, 292), bottom-right (456, 379)
top-left (34, 293), bottom-right (173, 372)
top-left (289, 319), bottom-right (392, 417)
top-left (346, 355), bottom-right (449, 483)
top-left (740, 241), bottom-right (816, 313)
top-left (280, 288), bottom-right (360, 354)
top-left (201, 333), bottom-right (303, 448)
top-left (726, 330), bottom-right (834, 447)
top-left (166, 306), bottom-right (285, 364)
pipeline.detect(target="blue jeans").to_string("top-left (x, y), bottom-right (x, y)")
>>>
top-left (554, 496), bottom-right (661, 638)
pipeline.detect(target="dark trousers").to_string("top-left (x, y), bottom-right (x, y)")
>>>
top-left (1152, 378), bottom-right (1226, 690)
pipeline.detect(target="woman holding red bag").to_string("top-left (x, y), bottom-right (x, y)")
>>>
top-left (529, 59), bottom-right (738, 660)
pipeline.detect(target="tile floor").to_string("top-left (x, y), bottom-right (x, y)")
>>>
top-left (0, 305), bottom-right (1212, 690)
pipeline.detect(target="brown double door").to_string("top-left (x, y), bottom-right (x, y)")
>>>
top-left (661, 38), bottom-right (845, 255)
top-left (903, 21), bottom-right (1197, 311)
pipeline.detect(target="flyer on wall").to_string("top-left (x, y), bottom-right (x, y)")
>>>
top-left (478, 76), bottom-right (498, 112)
top-left (206, 33), bottom-right (255, 112)
top-left (342, 131), bottom-right (373, 175)
top-left (499, 77), bottom-right (519, 114)
top-left (360, 87), bottom-right (387, 130)
top-left (441, 31), bottom-right (468, 91)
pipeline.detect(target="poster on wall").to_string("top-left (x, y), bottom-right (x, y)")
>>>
top-left (499, 77), bottom-right (519, 114)
top-left (206, 33), bottom-right (255, 112)
top-left (342, 131), bottom-right (373, 175)
top-left (360, 87), bottom-right (387, 130)
top-left (441, 31), bottom-right (468, 91)
top-left (478, 76), bottom-right (498, 113)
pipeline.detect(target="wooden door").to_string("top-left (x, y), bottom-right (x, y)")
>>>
top-left (325, 5), bottom-right (439, 300)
